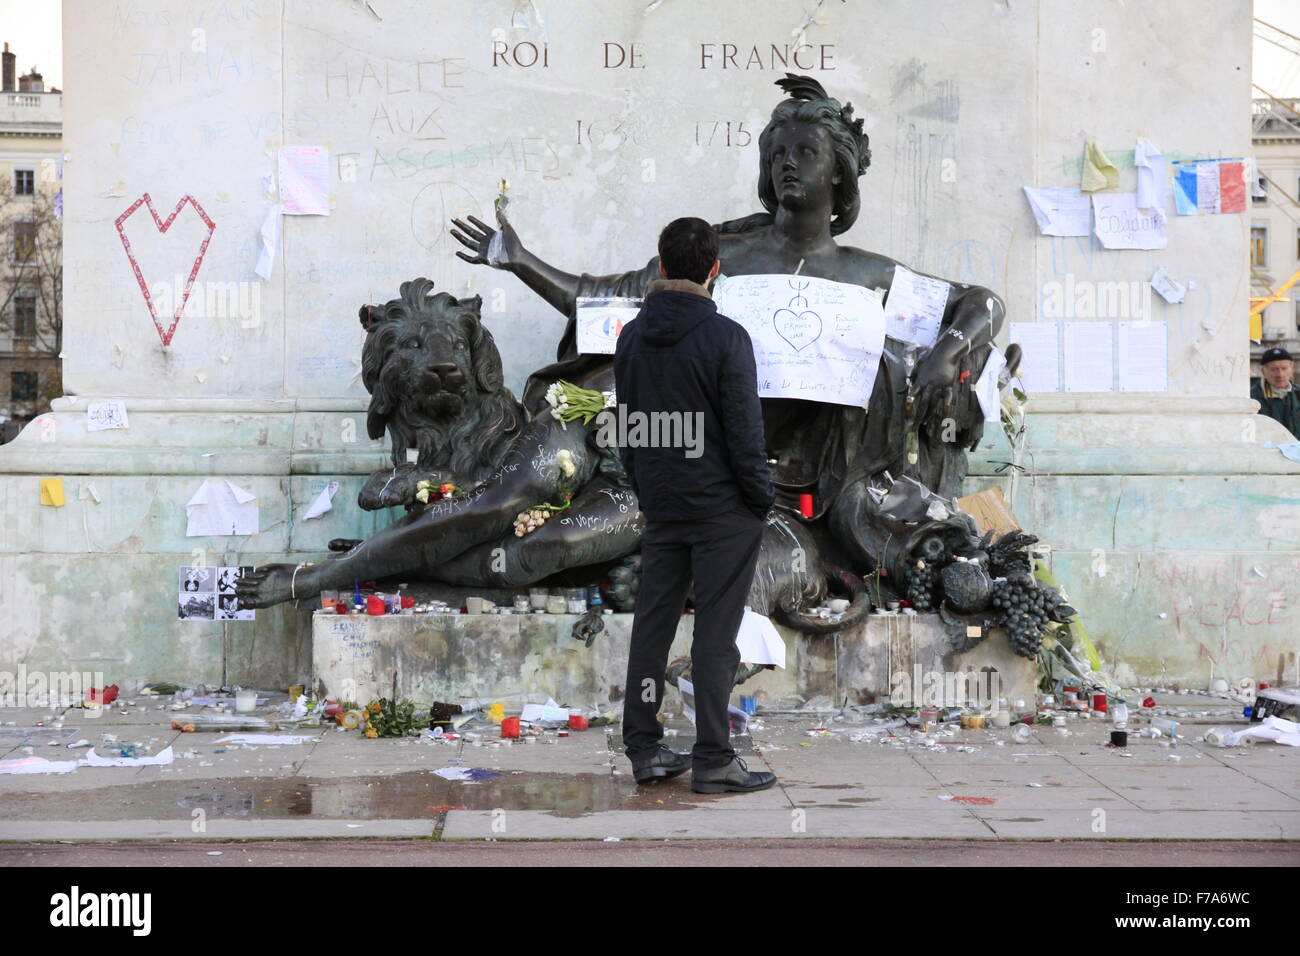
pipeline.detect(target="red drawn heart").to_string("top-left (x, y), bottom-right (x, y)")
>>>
top-left (115, 193), bottom-right (217, 346)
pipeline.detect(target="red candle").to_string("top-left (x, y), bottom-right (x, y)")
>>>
top-left (799, 493), bottom-right (814, 518)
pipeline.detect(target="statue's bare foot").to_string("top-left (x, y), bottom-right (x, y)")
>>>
top-left (235, 564), bottom-right (300, 608)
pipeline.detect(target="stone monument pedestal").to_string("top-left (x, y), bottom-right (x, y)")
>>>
top-left (311, 610), bottom-right (1036, 709)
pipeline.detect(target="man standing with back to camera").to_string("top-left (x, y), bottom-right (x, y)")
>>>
top-left (613, 216), bottom-right (778, 794)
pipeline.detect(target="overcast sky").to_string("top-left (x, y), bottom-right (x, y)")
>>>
top-left (0, 0), bottom-right (60, 89)
top-left (0, 2), bottom-right (1298, 103)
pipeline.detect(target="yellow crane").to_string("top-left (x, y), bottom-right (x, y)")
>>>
top-left (1250, 268), bottom-right (1300, 340)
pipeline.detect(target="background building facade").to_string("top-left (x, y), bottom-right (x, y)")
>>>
top-left (0, 41), bottom-right (62, 443)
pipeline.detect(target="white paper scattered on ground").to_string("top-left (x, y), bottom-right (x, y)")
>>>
top-left (0, 756), bottom-right (79, 775)
top-left (882, 265), bottom-right (951, 347)
top-left (80, 746), bottom-right (174, 768)
top-left (1135, 138), bottom-right (1168, 211)
top-left (676, 676), bottom-right (750, 734)
top-left (1022, 186), bottom-right (1091, 236)
top-left (1116, 321), bottom-right (1168, 392)
top-left (1062, 322), bottom-right (1115, 392)
top-left (1225, 716), bottom-right (1300, 747)
top-left (974, 346), bottom-right (1007, 421)
top-left (255, 206), bottom-right (281, 279)
top-left (432, 767), bottom-right (475, 781)
top-left (186, 479), bottom-right (259, 536)
top-left (86, 400), bottom-right (129, 431)
top-left (520, 700), bottom-right (569, 724)
top-left (302, 481), bottom-right (340, 520)
top-left (576, 296), bottom-right (641, 355)
top-left (735, 608), bottom-right (786, 668)
top-left (1009, 323), bottom-right (1061, 393)
top-left (213, 734), bottom-right (320, 746)
top-left (278, 146), bottom-right (330, 215)
top-left (714, 274), bottom-right (886, 408)
top-left (1092, 193), bottom-right (1167, 250)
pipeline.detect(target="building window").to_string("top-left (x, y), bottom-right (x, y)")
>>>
top-left (13, 296), bottom-right (35, 341)
top-left (14, 168), bottom-right (34, 196)
top-left (1251, 225), bottom-right (1268, 267)
top-left (10, 371), bottom-right (37, 402)
top-left (13, 220), bottom-right (36, 262)
top-left (1254, 173), bottom-right (1268, 204)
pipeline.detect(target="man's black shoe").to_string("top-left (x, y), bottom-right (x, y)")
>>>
top-left (630, 746), bottom-right (690, 783)
top-left (691, 756), bottom-right (777, 794)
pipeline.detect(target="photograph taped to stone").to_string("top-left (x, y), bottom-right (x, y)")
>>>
top-left (178, 565), bottom-right (215, 593)
top-left (177, 591), bottom-right (215, 622)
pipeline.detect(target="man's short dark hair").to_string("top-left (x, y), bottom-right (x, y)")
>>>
top-left (658, 217), bottom-right (719, 285)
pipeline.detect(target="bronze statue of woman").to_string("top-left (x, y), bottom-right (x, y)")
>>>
top-left (453, 73), bottom-right (1009, 570)
top-left (238, 73), bottom-right (1010, 612)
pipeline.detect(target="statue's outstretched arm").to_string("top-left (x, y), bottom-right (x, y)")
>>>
top-left (451, 208), bottom-right (658, 318)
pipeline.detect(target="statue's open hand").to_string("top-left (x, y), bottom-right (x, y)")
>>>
top-left (359, 464), bottom-right (444, 511)
top-left (236, 564), bottom-right (297, 608)
top-left (908, 349), bottom-right (961, 435)
top-left (450, 208), bottom-right (520, 269)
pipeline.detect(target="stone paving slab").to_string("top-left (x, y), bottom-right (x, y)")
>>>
top-left (786, 784), bottom-right (1138, 811)
top-left (971, 809), bottom-right (1300, 840)
top-left (440, 807), bottom-right (995, 840)
top-left (0, 819), bottom-right (435, 841)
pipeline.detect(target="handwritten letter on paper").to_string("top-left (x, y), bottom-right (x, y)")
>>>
top-left (713, 274), bottom-right (886, 408)
top-left (1091, 194), bottom-right (1167, 250)
top-left (883, 265), bottom-right (951, 347)
top-left (279, 146), bottom-right (331, 216)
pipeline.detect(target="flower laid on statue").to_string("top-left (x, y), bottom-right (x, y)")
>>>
top-left (544, 380), bottom-right (607, 427)
top-left (513, 492), bottom-right (575, 537)
top-left (602, 389), bottom-right (616, 408)
top-left (556, 449), bottom-right (576, 477)
top-left (414, 480), bottom-right (458, 504)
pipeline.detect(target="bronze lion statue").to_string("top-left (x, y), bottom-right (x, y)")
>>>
top-left (353, 278), bottom-right (527, 512)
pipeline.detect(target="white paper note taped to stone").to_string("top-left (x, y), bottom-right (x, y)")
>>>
top-left (713, 274), bottom-right (885, 408)
top-left (1062, 322), bottom-right (1115, 392)
top-left (576, 296), bottom-right (641, 355)
top-left (882, 265), bottom-right (951, 347)
top-left (1023, 186), bottom-right (1091, 237)
top-left (1117, 321), bottom-right (1168, 392)
top-left (86, 400), bottom-right (129, 431)
top-left (1091, 193), bottom-right (1167, 250)
top-left (1009, 322), bottom-right (1061, 393)
top-left (278, 146), bottom-right (330, 215)
top-left (186, 479), bottom-right (259, 536)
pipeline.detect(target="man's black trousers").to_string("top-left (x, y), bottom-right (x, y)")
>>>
top-left (622, 506), bottom-right (765, 770)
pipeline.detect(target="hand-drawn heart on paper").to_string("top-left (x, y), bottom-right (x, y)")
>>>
top-left (115, 193), bottom-right (217, 346)
top-left (772, 307), bottom-right (822, 352)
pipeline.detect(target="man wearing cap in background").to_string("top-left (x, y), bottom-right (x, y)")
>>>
top-left (1252, 347), bottom-right (1300, 440)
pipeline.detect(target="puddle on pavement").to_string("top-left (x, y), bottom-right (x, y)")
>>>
top-left (0, 770), bottom-right (740, 821)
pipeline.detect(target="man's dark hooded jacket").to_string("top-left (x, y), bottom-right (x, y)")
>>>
top-left (612, 277), bottom-right (775, 523)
